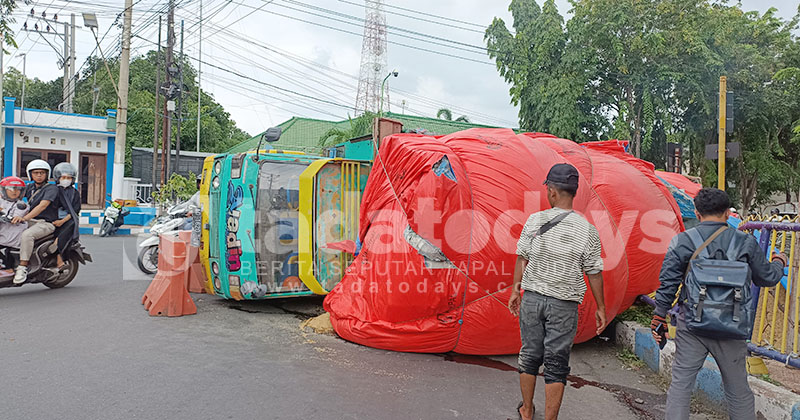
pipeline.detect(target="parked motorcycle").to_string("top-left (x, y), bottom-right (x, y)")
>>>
top-left (136, 201), bottom-right (194, 275)
top-left (0, 204), bottom-right (92, 289)
top-left (99, 202), bottom-right (130, 237)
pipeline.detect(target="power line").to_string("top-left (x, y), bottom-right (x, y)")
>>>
top-left (217, 0), bottom-right (494, 65)
top-left (337, 0), bottom-right (486, 34)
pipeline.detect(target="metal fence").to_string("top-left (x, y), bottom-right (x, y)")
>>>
top-left (132, 184), bottom-right (154, 205)
top-left (738, 215), bottom-right (800, 367)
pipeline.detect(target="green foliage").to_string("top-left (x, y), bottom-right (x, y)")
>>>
top-left (616, 303), bottom-right (653, 326)
top-left (617, 347), bottom-right (646, 369)
top-left (1, 0), bottom-right (25, 51)
top-left (2, 50), bottom-right (250, 176)
top-left (487, 0), bottom-right (800, 211)
top-left (318, 112), bottom-right (375, 146)
top-left (151, 172), bottom-right (197, 206)
top-left (436, 108), bottom-right (470, 123)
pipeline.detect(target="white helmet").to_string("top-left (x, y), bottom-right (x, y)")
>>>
top-left (26, 159), bottom-right (51, 180)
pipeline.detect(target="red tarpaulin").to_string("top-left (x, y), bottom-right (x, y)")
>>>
top-left (655, 170), bottom-right (702, 198)
top-left (324, 129), bottom-right (684, 355)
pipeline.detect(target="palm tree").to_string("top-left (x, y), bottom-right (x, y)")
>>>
top-left (437, 108), bottom-right (470, 123)
top-left (319, 112), bottom-right (375, 146)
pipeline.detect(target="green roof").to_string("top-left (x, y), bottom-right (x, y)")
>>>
top-left (225, 112), bottom-right (503, 154)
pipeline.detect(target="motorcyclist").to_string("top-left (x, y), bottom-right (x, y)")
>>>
top-left (50, 162), bottom-right (81, 272)
top-left (13, 160), bottom-right (60, 284)
top-left (0, 176), bottom-right (30, 250)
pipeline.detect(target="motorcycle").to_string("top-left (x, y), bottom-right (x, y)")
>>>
top-left (99, 203), bottom-right (130, 237)
top-left (136, 201), bottom-right (194, 275)
top-left (0, 203), bottom-right (92, 289)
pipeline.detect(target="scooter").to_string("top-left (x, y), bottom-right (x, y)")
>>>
top-left (136, 201), bottom-right (193, 275)
top-left (99, 203), bottom-right (131, 237)
top-left (0, 204), bottom-right (92, 289)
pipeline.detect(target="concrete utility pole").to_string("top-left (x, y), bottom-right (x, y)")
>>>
top-left (20, 53), bottom-right (26, 123)
top-left (718, 76), bottom-right (727, 191)
top-left (68, 13), bottom-right (76, 113)
top-left (161, 0), bottom-right (175, 184)
top-left (174, 20), bottom-right (183, 175)
top-left (112, 0), bottom-right (134, 200)
top-left (152, 16), bottom-right (161, 189)
top-left (21, 14), bottom-right (73, 112)
top-left (196, 0), bottom-right (202, 152)
top-left (1, 32), bottom-right (4, 124)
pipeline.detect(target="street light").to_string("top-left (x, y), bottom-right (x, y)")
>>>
top-left (379, 70), bottom-right (398, 118)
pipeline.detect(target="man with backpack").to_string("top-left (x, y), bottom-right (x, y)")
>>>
top-left (652, 188), bottom-right (787, 420)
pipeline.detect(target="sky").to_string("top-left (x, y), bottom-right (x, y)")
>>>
top-left (2, 0), bottom-right (798, 138)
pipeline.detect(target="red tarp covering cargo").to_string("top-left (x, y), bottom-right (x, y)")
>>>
top-left (324, 129), bottom-right (684, 355)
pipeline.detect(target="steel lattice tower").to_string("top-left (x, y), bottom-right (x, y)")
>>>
top-left (354, 0), bottom-right (388, 115)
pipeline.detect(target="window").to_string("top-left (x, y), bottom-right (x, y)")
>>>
top-left (17, 149), bottom-right (71, 179)
top-left (253, 161), bottom-right (305, 294)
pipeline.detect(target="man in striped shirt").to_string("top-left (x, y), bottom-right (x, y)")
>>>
top-left (508, 163), bottom-right (606, 420)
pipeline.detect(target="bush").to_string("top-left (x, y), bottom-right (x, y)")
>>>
top-left (151, 172), bottom-right (197, 206)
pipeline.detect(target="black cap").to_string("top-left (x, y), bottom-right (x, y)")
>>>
top-left (543, 163), bottom-right (579, 188)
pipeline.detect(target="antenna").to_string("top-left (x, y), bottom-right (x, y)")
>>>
top-left (354, 0), bottom-right (388, 115)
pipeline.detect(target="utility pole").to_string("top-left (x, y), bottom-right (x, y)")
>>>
top-left (112, 0), bottom-right (134, 200)
top-left (718, 76), bottom-right (727, 190)
top-left (174, 20), bottom-right (183, 176)
top-left (152, 16), bottom-right (162, 190)
top-left (1, 32), bottom-right (4, 124)
top-left (196, 0), bottom-right (202, 152)
top-left (68, 13), bottom-right (76, 113)
top-left (21, 13), bottom-right (72, 112)
top-left (161, 0), bottom-right (175, 184)
top-left (20, 53), bottom-right (26, 123)
top-left (62, 20), bottom-right (69, 112)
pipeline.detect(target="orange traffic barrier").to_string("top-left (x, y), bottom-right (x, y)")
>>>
top-left (142, 233), bottom-right (197, 316)
top-left (178, 231), bottom-right (207, 294)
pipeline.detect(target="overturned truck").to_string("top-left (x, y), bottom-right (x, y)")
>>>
top-left (200, 128), bottom-right (695, 355)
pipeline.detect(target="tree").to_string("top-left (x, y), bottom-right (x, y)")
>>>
top-left (485, 0), bottom-right (605, 141)
top-left (436, 108), bottom-right (469, 123)
top-left (1, 0), bottom-right (26, 51)
top-left (319, 112), bottom-right (375, 147)
top-left (3, 50), bottom-right (251, 176)
top-left (487, 0), bottom-right (800, 211)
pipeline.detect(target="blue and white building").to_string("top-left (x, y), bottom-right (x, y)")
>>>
top-left (2, 97), bottom-right (116, 209)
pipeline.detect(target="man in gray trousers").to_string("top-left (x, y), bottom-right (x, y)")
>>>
top-left (652, 188), bottom-right (787, 419)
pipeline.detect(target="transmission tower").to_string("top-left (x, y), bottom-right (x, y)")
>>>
top-left (354, 0), bottom-right (388, 115)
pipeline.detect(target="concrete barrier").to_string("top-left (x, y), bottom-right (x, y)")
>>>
top-left (615, 320), bottom-right (800, 419)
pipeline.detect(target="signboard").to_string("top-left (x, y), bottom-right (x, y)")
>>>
top-left (705, 142), bottom-right (740, 160)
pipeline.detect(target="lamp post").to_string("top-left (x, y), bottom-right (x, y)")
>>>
top-left (379, 70), bottom-right (398, 118)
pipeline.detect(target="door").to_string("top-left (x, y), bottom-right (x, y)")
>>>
top-left (80, 153), bottom-right (106, 209)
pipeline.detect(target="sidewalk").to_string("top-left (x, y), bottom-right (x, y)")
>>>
top-left (615, 320), bottom-right (800, 419)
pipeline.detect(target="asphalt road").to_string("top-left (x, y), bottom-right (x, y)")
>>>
top-left (0, 236), bottom-right (718, 420)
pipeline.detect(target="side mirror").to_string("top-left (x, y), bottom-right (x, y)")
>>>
top-left (262, 127), bottom-right (282, 143)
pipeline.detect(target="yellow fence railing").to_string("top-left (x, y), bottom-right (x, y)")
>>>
top-left (739, 215), bottom-right (800, 358)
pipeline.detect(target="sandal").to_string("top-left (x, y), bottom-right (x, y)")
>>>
top-left (517, 401), bottom-right (534, 420)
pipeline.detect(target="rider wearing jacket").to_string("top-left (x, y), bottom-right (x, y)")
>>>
top-left (13, 160), bottom-right (60, 284)
top-left (0, 176), bottom-right (30, 249)
top-left (51, 162), bottom-right (81, 271)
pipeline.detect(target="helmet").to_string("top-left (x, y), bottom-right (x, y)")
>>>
top-left (0, 176), bottom-right (25, 201)
top-left (53, 162), bottom-right (78, 182)
top-left (26, 159), bottom-right (51, 180)
top-left (112, 201), bottom-right (123, 209)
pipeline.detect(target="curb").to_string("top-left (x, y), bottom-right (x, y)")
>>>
top-left (615, 320), bottom-right (800, 419)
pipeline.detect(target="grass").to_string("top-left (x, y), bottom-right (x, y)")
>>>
top-left (616, 302), bottom-right (654, 326)
top-left (616, 347), bottom-right (646, 369)
top-left (757, 374), bottom-right (784, 387)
